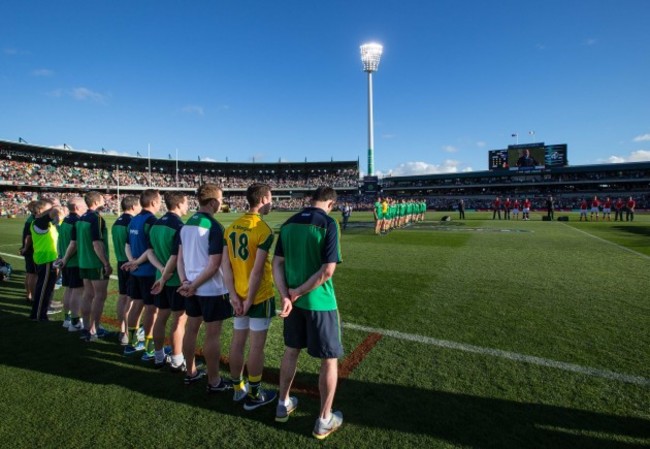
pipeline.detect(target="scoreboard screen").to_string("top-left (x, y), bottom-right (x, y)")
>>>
top-left (489, 149), bottom-right (509, 170)
top-left (489, 143), bottom-right (568, 171)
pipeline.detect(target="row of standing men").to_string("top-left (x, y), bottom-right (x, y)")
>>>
top-left (454, 196), bottom-right (637, 221)
top-left (22, 184), bottom-right (345, 440)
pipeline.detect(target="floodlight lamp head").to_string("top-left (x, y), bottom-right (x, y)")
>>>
top-left (360, 43), bottom-right (383, 72)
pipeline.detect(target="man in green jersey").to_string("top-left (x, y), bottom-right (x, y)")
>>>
top-left (57, 197), bottom-right (87, 330)
top-left (373, 196), bottom-right (383, 235)
top-left (111, 196), bottom-right (141, 345)
top-left (76, 191), bottom-right (112, 341)
top-left (273, 186), bottom-right (344, 440)
top-left (149, 192), bottom-right (189, 370)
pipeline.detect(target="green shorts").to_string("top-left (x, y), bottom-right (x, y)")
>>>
top-left (248, 297), bottom-right (276, 319)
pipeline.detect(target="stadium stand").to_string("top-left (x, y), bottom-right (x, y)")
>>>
top-left (381, 162), bottom-right (650, 212)
top-left (1, 139), bottom-right (648, 214)
top-left (0, 140), bottom-right (358, 213)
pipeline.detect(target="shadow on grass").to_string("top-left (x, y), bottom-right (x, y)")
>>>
top-left (611, 226), bottom-right (650, 237)
top-left (0, 293), bottom-right (648, 449)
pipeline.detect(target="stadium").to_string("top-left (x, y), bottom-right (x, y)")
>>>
top-left (1, 137), bottom-right (649, 448)
top-left (2, 2), bottom-right (649, 446)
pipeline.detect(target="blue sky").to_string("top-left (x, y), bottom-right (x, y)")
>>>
top-left (1, 0), bottom-right (649, 177)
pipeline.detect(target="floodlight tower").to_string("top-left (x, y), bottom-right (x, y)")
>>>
top-left (360, 42), bottom-right (383, 176)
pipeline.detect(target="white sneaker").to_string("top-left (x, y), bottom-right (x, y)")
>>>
top-left (62, 318), bottom-right (71, 329)
top-left (169, 357), bottom-right (187, 373)
top-left (313, 411), bottom-right (343, 440)
top-left (275, 396), bottom-right (299, 423)
top-left (119, 332), bottom-right (129, 346)
top-left (68, 319), bottom-right (84, 332)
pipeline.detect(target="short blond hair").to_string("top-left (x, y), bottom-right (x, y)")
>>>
top-left (197, 183), bottom-right (222, 206)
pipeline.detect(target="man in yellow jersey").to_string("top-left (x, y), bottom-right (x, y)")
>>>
top-left (29, 199), bottom-right (63, 321)
top-left (222, 183), bottom-right (278, 410)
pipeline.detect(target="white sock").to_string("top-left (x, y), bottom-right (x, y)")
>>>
top-left (171, 354), bottom-right (184, 366)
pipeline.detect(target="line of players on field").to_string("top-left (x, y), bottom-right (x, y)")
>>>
top-left (20, 184), bottom-right (346, 439)
top-left (373, 197), bottom-right (426, 235)
top-left (578, 196), bottom-right (636, 222)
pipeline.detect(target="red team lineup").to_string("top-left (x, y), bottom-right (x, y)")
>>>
top-left (578, 196), bottom-right (636, 222)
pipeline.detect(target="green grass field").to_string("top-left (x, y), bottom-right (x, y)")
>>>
top-left (0, 210), bottom-right (648, 449)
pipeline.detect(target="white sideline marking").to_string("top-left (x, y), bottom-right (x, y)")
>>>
top-left (1, 251), bottom-right (28, 260)
top-left (562, 224), bottom-right (650, 261)
top-left (3, 250), bottom-right (647, 387)
top-left (0, 251), bottom-right (119, 280)
top-left (344, 323), bottom-right (650, 387)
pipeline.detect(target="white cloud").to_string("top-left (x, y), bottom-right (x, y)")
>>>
top-left (201, 156), bottom-right (217, 162)
top-left (381, 133), bottom-right (396, 139)
top-left (633, 134), bottom-right (650, 142)
top-left (584, 38), bottom-right (598, 46)
top-left (48, 87), bottom-right (106, 102)
top-left (104, 149), bottom-right (132, 156)
top-left (476, 141), bottom-right (486, 148)
top-left (443, 145), bottom-right (458, 153)
top-left (380, 160), bottom-right (473, 177)
top-left (71, 87), bottom-right (106, 102)
top-left (603, 150), bottom-right (650, 164)
top-left (48, 144), bottom-right (133, 157)
top-left (32, 69), bottom-right (54, 77)
top-left (181, 105), bottom-right (204, 116)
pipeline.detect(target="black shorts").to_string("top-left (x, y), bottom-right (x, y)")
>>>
top-left (185, 294), bottom-right (232, 323)
top-left (283, 307), bottom-right (344, 359)
top-left (24, 253), bottom-right (36, 274)
top-left (155, 285), bottom-right (185, 312)
top-left (80, 267), bottom-right (110, 281)
top-left (127, 275), bottom-right (155, 305)
top-left (62, 266), bottom-right (84, 289)
top-left (117, 261), bottom-right (130, 295)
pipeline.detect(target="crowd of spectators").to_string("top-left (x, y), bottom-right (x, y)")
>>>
top-left (0, 158), bottom-right (359, 190)
top-left (382, 168), bottom-right (650, 189)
